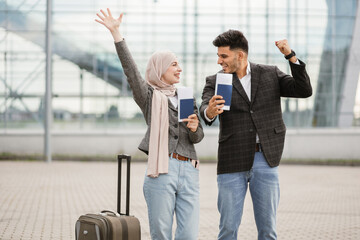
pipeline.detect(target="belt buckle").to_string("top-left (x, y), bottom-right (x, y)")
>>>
top-left (173, 153), bottom-right (188, 161)
top-left (172, 153), bottom-right (179, 160)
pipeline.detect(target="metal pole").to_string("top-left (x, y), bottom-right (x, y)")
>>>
top-left (246, 0), bottom-right (250, 37)
top-left (45, 0), bottom-right (53, 163)
top-left (265, 0), bottom-right (269, 64)
top-left (182, 0), bottom-right (187, 85)
top-left (104, 62), bottom-right (108, 128)
top-left (4, 51), bottom-right (7, 131)
top-left (80, 68), bottom-right (84, 129)
top-left (194, 0), bottom-right (198, 97)
top-left (331, 0), bottom-right (336, 126)
top-left (4, 13), bottom-right (8, 132)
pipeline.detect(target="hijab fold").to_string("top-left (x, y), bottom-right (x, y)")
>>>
top-left (145, 51), bottom-right (177, 178)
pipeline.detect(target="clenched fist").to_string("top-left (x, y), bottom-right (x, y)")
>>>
top-left (275, 39), bottom-right (297, 62)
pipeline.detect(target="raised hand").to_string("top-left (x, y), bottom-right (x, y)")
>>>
top-left (95, 8), bottom-right (124, 42)
top-left (275, 39), bottom-right (291, 55)
top-left (275, 39), bottom-right (297, 62)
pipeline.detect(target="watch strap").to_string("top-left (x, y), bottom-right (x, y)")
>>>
top-left (285, 50), bottom-right (296, 60)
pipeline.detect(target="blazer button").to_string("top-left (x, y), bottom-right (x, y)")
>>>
top-left (250, 110), bottom-right (254, 114)
top-left (174, 135), bottom-right (178, 139)
top-left (249, 129), bottom-right (254, 132)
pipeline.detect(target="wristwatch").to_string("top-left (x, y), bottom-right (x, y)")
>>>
top-left (284, 50), bottom-right (296, 60)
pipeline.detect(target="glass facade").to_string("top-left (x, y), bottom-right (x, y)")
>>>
top-left (313, 0), bottom-right (358, 126)
top-left (0, 0), bottom-right (359, 131)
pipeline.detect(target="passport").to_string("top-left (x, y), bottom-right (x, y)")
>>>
top-left (215, 73), bottom-right (233, 110)
top-left (177, 87), bottom-right (194, 122)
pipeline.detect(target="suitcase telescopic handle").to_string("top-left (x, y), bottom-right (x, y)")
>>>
top-left (117, 154), bottom-right (131, 216)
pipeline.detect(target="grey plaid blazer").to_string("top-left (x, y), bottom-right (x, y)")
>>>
top-left (200, 61), bottom-right (312, 174)
top-left (115, 41), bottom-right (204, 160)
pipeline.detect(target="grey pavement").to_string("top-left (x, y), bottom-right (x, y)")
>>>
top-left (0, 161), bottom-right (359, 240)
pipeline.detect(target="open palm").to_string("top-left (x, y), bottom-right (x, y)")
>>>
top-left (95, 8), bottom-right (123, 32)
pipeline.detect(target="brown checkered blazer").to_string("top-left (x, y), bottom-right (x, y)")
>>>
top-left (200, 60), bottom-right (312, 174)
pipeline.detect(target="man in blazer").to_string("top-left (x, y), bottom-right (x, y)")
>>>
top-left (200, 30), bottom-right (312, 239)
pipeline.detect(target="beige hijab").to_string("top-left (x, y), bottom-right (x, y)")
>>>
top-left (145, 50), bottom-right (177, 178)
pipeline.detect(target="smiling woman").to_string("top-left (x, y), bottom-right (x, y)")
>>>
top-left (95, 7), bottom-right (204, 240)
top-left (160, 61), bottom-right (182, 85)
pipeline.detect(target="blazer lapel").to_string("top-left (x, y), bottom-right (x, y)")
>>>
top-left (232, 72), bottom-right (251, 105)
top-left (250, 62), bottom-right (261, 105)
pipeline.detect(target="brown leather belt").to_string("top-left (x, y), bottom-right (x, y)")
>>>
top-left (170, 153), bottom-right (190, 161)
top-left (255, 143), bottom-right (262, 152)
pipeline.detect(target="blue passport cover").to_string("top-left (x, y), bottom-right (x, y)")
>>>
top-left (179, 99), bottom-right (194, 119)
top-left (217, 84), bottom-right (232, 107)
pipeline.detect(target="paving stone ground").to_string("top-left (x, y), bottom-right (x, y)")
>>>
top-left (0, 161), bottom-right (359, 239)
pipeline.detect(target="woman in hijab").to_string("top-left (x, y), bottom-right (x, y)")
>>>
top-left (96, 9), bottom-right (204, 240)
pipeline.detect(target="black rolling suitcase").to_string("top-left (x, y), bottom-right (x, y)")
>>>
top-left (75, 154), bottom-right (141, 240)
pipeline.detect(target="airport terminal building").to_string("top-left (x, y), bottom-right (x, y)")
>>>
top-left (1, 0), bottom-right (360, 160)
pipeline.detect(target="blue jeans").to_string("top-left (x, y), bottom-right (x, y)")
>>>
top-left (217, 152), bottom-right (280, 240)
top-left (143, 156), bottom-right (199, 240)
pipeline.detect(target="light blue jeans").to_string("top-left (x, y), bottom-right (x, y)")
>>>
top-left (217, 152), bottom-right (280, 240)
top-left (143, 156), bottom-right (199, 240)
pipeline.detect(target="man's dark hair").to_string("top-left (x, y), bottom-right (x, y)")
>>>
top-left (213, 29), bottom-right (248, 54)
